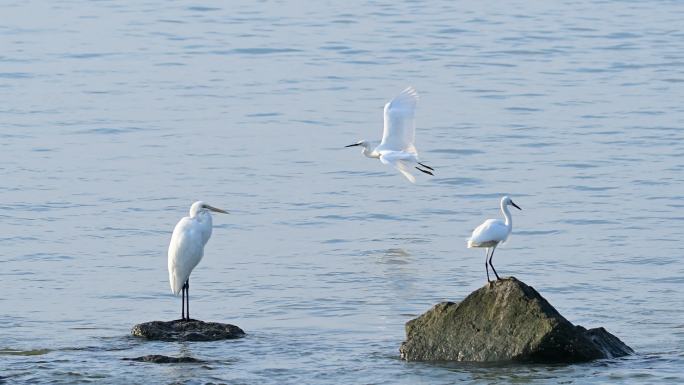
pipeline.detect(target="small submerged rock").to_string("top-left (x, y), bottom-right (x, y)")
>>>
top-left (400, 277), bottom-right (634, 363)
top-left (131, 319), bottom-right (245, 342)
top-left (123, 354), bottom-right (204, 363)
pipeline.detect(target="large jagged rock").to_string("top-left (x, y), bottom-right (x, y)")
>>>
top-left (131, 319), bottom-right (245, 342)
top-left (400, 277), bottom-right (633, 362)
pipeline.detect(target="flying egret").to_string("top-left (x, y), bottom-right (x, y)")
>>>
top-left (345, 86), bottom-right (434, 183)
top-left (168, 201), bottom-right (228, 320)
top-left (467, 196), bottom-right (522, 282)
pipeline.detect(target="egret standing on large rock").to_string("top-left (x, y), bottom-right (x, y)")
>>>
top-left (168, 201), bottom-right (228, 320)
top-left (467, 196), bottom-right (522, 282)
top-left (345, 86), bottom-right (434, 183)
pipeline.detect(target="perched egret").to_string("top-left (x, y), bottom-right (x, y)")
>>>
top-left (467, 196), bottom-right (522, 282)
top-left (345, 86), bottom-right (434, 183)
top-left (168, 201), bottom-right (228, 320)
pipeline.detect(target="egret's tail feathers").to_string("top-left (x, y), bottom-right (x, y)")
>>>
top-left (399, 169), bottom-right (417, 183)
top-left (394, 160), bottom-right (416, 183)
top-left (467, 239), bottom-right (475, 248)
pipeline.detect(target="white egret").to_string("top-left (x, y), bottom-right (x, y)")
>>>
top-left (345, 86), bottom-right (434, 183)
top-left (467, 196), bottom-right (522, 282)
top-left (168, 201), bottom-right (228, 320)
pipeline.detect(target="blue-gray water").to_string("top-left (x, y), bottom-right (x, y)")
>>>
top-left (2, 0), bottom-right (684, 383)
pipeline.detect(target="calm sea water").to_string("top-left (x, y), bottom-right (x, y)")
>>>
top-left (2, 0), bottom-right (683, 383)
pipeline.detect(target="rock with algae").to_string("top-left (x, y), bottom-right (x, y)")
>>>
top-left (400, 277), bottom-right (634, 363)
top-left (131, 319), bottom-right (245, 342)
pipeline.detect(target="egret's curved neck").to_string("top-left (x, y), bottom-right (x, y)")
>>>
top-left (189, 207), bottom-right (213, 228)
top-left (501, 203), bottom-right (513, 229)
top-left (189, 205), bottom-right (202, 218)
top-left (191, 210), bottom-right (213, 243)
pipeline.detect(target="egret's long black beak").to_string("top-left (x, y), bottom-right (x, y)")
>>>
top-left (206, 205), bottom-right (229, 214)
top-left (345, 143), bottom-right (361, 148)
top-left (511, 201), bottom-right (522, 210)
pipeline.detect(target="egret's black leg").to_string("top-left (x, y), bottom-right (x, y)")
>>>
top-left (185, 279), bottom-right (190, 320)
top-left (415, 167), bottom-right (434, 176)
top-left (489, 247), bottom-right (501, 280)
top-left (418, 162), bottom-right (434, 171)
top-left (485, 248), bottom-right (491, 283)
top-left (181, 284), bottom-right (186, 320)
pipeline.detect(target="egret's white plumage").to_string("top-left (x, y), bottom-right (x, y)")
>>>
top-left (168, 201), bottom-right (227, 319)
top-left (376, 86), bottom-right (419, 155)
top-left (346, 87), bottom-right (433, 183)
top-left (467, 196), bottom-right (522, 282)
top-left (379, 150), bottom-right (419, 183)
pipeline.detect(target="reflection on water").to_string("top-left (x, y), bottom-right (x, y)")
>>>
top-left (378, 248), bottom-right (411, 263)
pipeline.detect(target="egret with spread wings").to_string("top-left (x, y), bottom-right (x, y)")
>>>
top-left (345, 87), bottom-right (434, 183)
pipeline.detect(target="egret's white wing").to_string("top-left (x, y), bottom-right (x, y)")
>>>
top-left (467, 219), bottom-right (509, 246)
top-left (168, 217), bottom-right (206, 295)
top-left (376, 87), bottom-right (419, 154)
top-left (380, 152), bottom-right (416, 183)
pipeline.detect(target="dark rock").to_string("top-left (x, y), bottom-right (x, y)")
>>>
top-left (123, 354), bottom-right (204, 363)
top-left (400, 277), bottom-right (634, 363)
top-left (131, 319), bottom-right (245, 341)
top-left (583, 326), bottom-right (635, 358)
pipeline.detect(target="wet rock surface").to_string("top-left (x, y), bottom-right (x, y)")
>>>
top-left (400, 277), bottom-right (633, 363)
top-left (123, 354), bottom-right (204, 363)
top-left (131, 319), bottom-right (245, 342)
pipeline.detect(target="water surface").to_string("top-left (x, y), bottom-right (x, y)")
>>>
top-left (1, 0), bottom-right (684, 383)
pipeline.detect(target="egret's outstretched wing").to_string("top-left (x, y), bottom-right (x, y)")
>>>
top-left (376, 86), bottom-right (419, 154)
top-left (168, 217), bottom-right (205, 295)
top-left (380, 152), bottom-right (416, 183)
